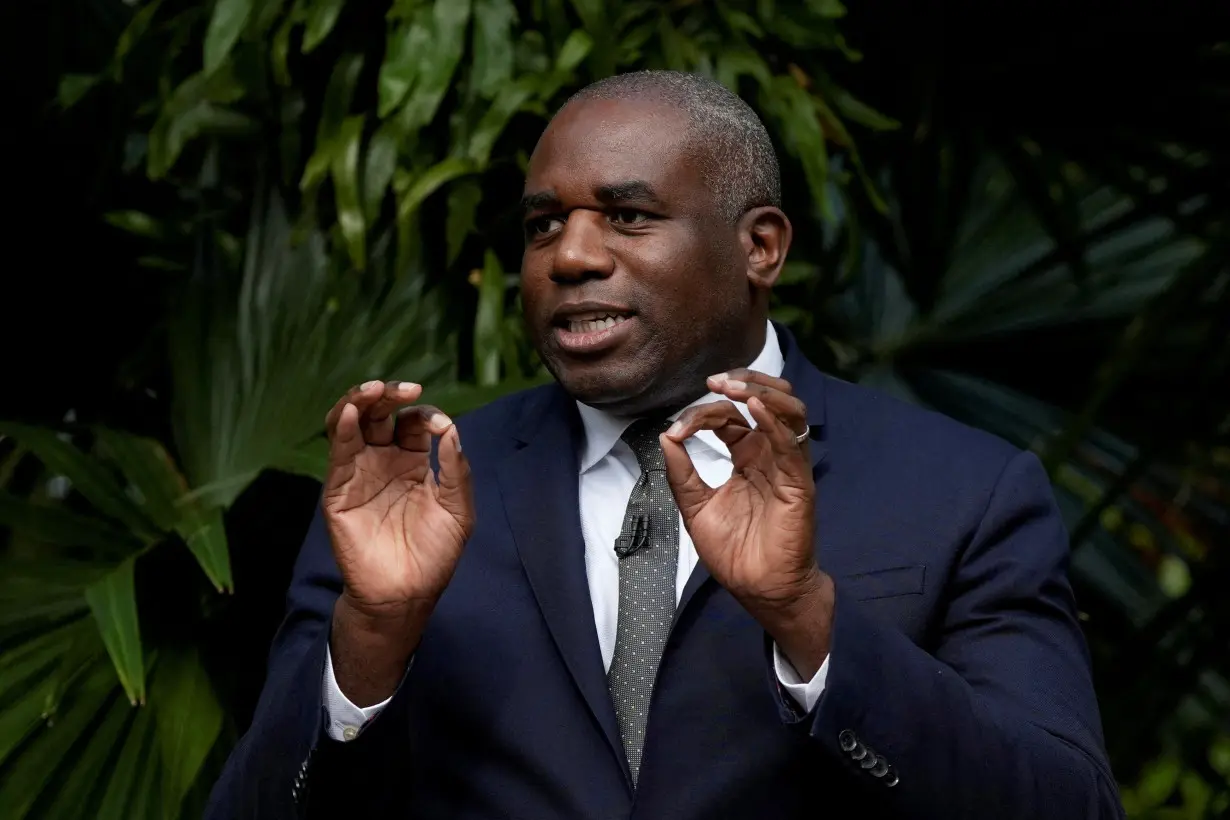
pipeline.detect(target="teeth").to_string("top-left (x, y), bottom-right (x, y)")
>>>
top-left (568, 315), bottom-right (627, 334)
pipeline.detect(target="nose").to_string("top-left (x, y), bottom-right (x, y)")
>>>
top-left (551, 210), bottom-right (614, 284)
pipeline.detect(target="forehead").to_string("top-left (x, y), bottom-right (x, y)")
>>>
top-left (525, 97), bottom-right (705, 201)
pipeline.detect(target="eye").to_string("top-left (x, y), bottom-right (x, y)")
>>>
top-left (609, 209), bottom-right (650, 226)
top-left (526, 215), bottom-right (564, 236)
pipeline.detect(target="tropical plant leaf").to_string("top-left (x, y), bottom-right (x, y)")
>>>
top-left (0, 492), bottom-right (141, 558)
top-left (153, 648), bottom-right (224, 820)
top-left (203, 0), bottom-right (255, 75)
top-left (0, 685), bottom-right (52, 776)
top-left (363, 121), bottom-right (400, 223)
top-left (102, 210), bottom-right (164, 240)
top-left (36, 691), bottom-right (133, 820)
top-left (112, 0), bottom-right (164, 79)
top-left (474, 249), bottom-right (505, 387)
top-left (332, 115), bottom-right (368, 270)
top-left (378, 13), bottom-right (433, 117)
top-left (272, 435), bottom-right (330, 481)
top-left (270, 5), bottom-right (297, 86)
top-left (391, 0), bottom-right (473, 134)
top-left (95, 700), bottom-right (158, 820)
top-left (446, 178), bottom-right (483, 266)
top-left (83, 558), bottom-right (144, 706)
top-left (57, 74), bottom-right (98, 109)
top-left (302, 53), bottom-right (365, 196)
top-left (0, 626), bottom-right (85, 768)
top-left (175, 507), bottom-right (233, 594)
top-left (40, 619), bottom-right (106, 723)
top-left (555, 29), bottom-right (594, 74)
top-left (471, 0), bottom-right (517, 99)
top-left (0, 658), bottom-right (117, 820)
top-left (146, 67), bottom-right (255, 179)
top-left (302, 0), bottom-right (346, 53)
top-left (466, 77), bottom-right (538, 167)
top-left (93, 428), bottom-right (191, 533)
top-left (0, 424), bottom-right (156, 542)
top-left (395, 157), bottom-right (476, 226)
top-left (568, 0), bottom-right (613, 76)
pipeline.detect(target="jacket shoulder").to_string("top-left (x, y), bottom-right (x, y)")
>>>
top-left (821, 374), bottom-right (1023, 481)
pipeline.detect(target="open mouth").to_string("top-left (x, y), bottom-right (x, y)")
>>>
top-left (560, 312), bottom-right (633, 334)
top-left (551, 308), bottom-right (637, 354)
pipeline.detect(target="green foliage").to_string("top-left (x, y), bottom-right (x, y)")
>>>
top-left (1119, 738), bottom-right (1230, 819)
top-left (63, 0), bottom-right (879, 276)
top-left (84, 559), bottom-right (145, 706)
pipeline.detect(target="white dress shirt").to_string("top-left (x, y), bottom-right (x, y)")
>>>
top-left (323, 321), bottom-right (829, 742)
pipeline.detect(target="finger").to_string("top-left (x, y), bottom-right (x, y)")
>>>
top-left (393, 405), bottom-right (452, 453)
top-left (324, 380), bottom-right (386, 436)
top-left (710, 420), bottom-right (757, 453)
top-left (435, 426), bottom-right (474, 535)
top-left (747, 395), bottom-right (810, 465)
top-left (361, 381), bottom-right (422, 446)
top-left (706, 376), bottom-right (807, 433)
top-left (324, 403), bottom-right (363, 492)
top-left (663, 401), bottom-right (750, 444)
top-left (710, 369), bottom-right (794, 395)
top-left (660, 431), bottom-right (716, 526)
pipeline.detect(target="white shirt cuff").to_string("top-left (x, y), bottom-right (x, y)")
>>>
top-left (322, 643), bottom-right (393, 741)
top-left (772, 643), bottom-right (830, 713)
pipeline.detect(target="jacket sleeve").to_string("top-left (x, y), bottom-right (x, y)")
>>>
top-left (784, 450), bottom-right (1124, 819)
top-left (203, 504), bottom-right (412, 818)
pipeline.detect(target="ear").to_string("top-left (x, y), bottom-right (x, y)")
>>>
top-left (737, 207), bottom-right (792, 289)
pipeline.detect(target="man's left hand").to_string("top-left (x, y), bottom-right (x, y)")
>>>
top-left (661, 369), bottom-right (835, 679)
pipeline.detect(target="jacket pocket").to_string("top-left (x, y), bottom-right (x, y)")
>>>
top-left (837, 565), bottom-right (926, 601)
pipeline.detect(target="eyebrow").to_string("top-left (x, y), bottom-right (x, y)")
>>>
top-left (520, 190), bottom-right (561, 215)
top-left (596, 180), bottom-right (662, 206)
top-left (519, 180), bottom-right (664, 215)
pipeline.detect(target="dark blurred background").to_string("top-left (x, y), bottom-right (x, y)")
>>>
top-left (2, 1), bottom-right (1228, 817)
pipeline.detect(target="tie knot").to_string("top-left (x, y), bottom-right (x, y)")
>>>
top-left (620, 417), bottom-right (672, 472)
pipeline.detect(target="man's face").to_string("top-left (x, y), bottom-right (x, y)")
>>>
top-left (520, 97), bottom-right (755, 416)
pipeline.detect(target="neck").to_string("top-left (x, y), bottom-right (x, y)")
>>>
top-left (605, 319), bottom-right (771, 419)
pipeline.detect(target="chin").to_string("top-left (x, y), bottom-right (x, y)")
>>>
top-left (555, 363), bottom-right (702, 418)
top-left (537, 334), bottom-right (692, 414)
top-left (555, 368), bottom-right (640, 410)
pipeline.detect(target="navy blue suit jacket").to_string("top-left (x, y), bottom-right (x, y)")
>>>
top-left (206, 332), bottom-right (1123, 819)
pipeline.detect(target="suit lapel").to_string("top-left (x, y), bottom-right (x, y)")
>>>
top-left (496, 387), bottom-right (630, 785)
top-left (673, 324), bottom-right (831, 626)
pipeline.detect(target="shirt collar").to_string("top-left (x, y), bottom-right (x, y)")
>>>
top-left (575, 320), bottom-right (785, 473)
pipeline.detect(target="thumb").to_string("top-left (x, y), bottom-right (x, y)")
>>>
top-left (661, 433), bottom-right (714, 527)
top-left (435, 426), bottom-right (475, 535)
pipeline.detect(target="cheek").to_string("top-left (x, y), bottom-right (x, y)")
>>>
top-left (619, 228), bottom-right (730, 296)
top-left (518, 259), bottom-right (550, 317)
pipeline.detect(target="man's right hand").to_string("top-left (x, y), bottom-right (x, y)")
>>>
top-left (322, 380), bottom-right (474, 706)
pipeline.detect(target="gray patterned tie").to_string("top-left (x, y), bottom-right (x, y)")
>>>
top-left (608, 418), bottom-right (679, 786)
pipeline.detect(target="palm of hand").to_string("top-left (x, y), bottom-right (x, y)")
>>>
top-left (325, 446), bottom-right (466, 608)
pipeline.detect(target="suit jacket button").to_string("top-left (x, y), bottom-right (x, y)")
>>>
top-left (870, 757), bottom-right (889, 777)
top-left (839, 729), bottom-right (858, 752)
top-left (860, 751), bottom-right (879, 769)
top-left (885, 770), bottom-right (900, 787)
top-left (850, 742), bottom-right (869, 762)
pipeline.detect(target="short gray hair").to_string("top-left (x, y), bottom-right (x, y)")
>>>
top-left (562, 70), bottom-right (782, 223)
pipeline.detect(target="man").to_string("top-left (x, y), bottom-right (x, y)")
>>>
top-left (206, 71), bottom-right (1123, 819)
